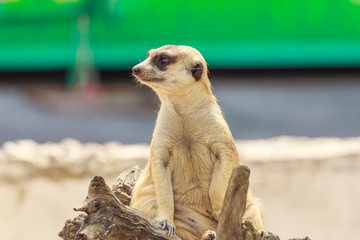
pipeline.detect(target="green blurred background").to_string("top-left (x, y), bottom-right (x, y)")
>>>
top-left (1, 0), bottom-right (360, 71)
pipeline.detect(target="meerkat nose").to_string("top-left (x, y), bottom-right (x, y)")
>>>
top-left (132, 66), bottom-right (141, 75)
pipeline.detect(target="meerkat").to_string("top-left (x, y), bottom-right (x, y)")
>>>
top-left (131, 45), bottom-right (263, 240)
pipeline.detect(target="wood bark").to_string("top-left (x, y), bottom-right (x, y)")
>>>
top-left (59, 165), bottom-right (312, 240)
top-left (59, 166), bottom-right (181, 240)
top-left (217, 165), bottom-right (249, 239)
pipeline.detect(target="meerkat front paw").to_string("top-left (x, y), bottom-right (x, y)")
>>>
top-left (157, 218), bottom-right (176, 237)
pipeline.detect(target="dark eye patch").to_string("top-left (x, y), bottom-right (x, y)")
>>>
top-left (151, 53), bottom-right (177, 71)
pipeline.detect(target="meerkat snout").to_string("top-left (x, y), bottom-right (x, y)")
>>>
top-left (132, 66), bottom-right (141, 75)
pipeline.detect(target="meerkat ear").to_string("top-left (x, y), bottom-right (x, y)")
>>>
top-left (191, 62), bottom-right (203, 81)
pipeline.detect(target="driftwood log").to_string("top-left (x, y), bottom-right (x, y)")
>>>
top-left (59, 165), bottom-right (312, 240)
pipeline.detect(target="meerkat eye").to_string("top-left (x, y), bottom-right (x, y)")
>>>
top-left (159, 57), bottom-right (170, 65)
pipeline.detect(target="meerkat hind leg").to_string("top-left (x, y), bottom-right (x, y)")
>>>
top-left (244, 192), bottom-right (264, 231)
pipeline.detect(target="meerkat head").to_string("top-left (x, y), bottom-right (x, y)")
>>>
top-left (132, 45), bottom-right (211, 95)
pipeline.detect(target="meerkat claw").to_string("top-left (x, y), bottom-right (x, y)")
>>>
top-left (159, 220), bottom-right (176, 236)
top-left (160, 220), bottom-right (167, 230)
top-left (168, 225), bottom-right (175, 236)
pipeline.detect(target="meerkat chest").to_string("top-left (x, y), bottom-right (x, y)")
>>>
top-left (166, 125), bottom-right (217, 186)
top-left (152, 105), bottom-right (229, 203)
top-left (154, 103), bottom-right (226, 178)
top-left (171, 132), bottom-right (214, 170)
top-left (170, 134), bottom-right (214, 199)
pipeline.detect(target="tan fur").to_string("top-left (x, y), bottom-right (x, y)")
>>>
top-left (131, 45), bottom-right (263, 239)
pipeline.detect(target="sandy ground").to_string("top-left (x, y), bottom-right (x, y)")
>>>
top-left (249, 160), bottom-right (360, 240)
top-left (1, 138), bottom-right (359, 240)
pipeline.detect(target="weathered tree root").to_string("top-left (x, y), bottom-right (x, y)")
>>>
top-left (217, 166), bottom-right (253, 239)
top-left (59, 165), bottom-right (312, 240)
top-left (59, 172), bottom-right (181, 240)
top-left (111, 166), bottom-right (141, 206)
top-left (59, 214), bottom-right (87, 240)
